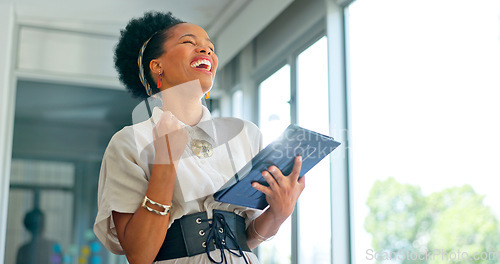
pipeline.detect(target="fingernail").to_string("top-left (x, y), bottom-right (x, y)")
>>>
top-left (252, 183), bottom-right (258, 188)
top-left (297, 156), bottom-right (302, 162)
top-left (262, 171), bottom-right (267, 176)
top-left (269, 166), bottom-right (276, 172)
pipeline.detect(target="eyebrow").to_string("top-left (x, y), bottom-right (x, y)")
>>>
top-left (179, 34), bottom-right (213, 45)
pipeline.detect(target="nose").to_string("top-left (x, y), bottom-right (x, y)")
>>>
top-left (195, 45), bottom-right (212, 55)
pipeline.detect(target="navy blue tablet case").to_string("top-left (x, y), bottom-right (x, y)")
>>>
top-left (213, 124), bottom-right (341, 209)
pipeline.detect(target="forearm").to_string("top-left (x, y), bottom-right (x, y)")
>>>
top-left (246, 208), bottom-right (288, 249)
top-left (117, 164), bottom-right (176, 264)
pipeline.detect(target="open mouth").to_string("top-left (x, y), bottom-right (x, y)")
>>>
top-left (190, 59), bottom-right (212, 71)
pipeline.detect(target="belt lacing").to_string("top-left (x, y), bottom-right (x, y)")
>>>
top-left (201, 212), bottom-right (249, 264)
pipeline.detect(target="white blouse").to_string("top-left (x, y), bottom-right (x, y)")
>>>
top-left (94, 105), bottom-right (264, 263)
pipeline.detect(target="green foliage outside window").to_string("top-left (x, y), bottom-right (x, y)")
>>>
top-left (365, 177), bottom-right (500, 264)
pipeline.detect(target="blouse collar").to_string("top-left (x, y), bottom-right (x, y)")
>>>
top-left (151, 105), bottom-right (216, 141)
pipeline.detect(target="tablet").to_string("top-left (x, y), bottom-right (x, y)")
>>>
top-left (213, 124), bottom-right (341, 209)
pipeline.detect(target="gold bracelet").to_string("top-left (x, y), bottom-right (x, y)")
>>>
top-left (251, 219), bottom-right (274, 242)
top-left (141, 196), bottom-right (171, 216)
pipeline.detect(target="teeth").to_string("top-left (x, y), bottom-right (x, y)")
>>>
top-left (190, 59), bottom-right (212, 71)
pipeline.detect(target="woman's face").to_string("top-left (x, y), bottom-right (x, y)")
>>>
top-left (154, 23), bottom-right (218, 95)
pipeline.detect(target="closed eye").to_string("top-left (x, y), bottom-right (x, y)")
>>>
top-left (183, 40), bottom-right (195, 45)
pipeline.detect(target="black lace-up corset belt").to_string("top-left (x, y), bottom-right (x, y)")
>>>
top-left (154, 210), bottom-right (250, 263)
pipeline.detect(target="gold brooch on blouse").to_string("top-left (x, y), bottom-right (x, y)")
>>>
top-left (190, 139), bottom-right (213, 158)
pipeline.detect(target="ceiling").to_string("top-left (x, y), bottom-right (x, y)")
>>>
top-left (12, 0), bottom-right (242, 35)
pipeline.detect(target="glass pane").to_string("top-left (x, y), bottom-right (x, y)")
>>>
top-left (347, 0), bottom-right (500, 263)
top-left (6, 160), bottom-right (75, 264)
top-left (296, 36), bottom-right (331, 263)
top-left (259, 65), bottom-right (291, 145)
top-left (258, 64), bottom-right (292, 264)
top-left (232, 90), bottom-right (243, 118)
top-left (6, 159), bottom-right (108, 264)
top-left (10, 159), bottom-right (74, 186)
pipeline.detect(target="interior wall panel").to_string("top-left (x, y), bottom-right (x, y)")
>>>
top-left (17, 27), bottom-right (118, 80)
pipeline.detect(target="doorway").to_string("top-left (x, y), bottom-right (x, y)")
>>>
top-left (5, 80), bottom-right (138, 264)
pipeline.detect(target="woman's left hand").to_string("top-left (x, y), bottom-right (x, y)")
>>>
top-left (252, 156), bottom-right (306, 222)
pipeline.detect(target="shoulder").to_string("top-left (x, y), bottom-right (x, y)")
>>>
top-left (108, 126), bottom-right (134, 144)
top-left (103, 123), bottom-right (149, 164)
top-left (106, 125), bottom-right (136, 151)
top-left (106, 117), bottom-right (154, 151)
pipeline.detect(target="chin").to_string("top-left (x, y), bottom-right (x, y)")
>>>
top-left (199, 80), bottom-right (214, 94)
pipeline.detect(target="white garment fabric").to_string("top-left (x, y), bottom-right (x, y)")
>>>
top-left (94, 105), bottom-right (264, 263)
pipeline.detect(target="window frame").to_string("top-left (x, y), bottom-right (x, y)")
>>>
top-left (326, 1), bottom-right (354, 264)
top-left (248, 15), bottom-right (352, 264)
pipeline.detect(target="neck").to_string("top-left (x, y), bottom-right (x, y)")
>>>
top-left (160, 80), bottom-right (205, 126)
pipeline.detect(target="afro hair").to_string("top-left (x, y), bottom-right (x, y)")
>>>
top-left (114, 11), bottom-right (185, 99)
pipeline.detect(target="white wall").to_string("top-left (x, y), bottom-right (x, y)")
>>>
top-left (0, 2), bottom-right (16, 263)
top-left (19, 28), bottom-right (115, 76)
top-left (16, 23), bottom-right (121, 89)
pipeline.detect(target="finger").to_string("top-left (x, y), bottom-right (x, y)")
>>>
top-left (268, 166), bottom-right (286, 185)
top-left (261, 170), bottom-right (279, 189)
top-left (163, 110), bottom-right (174, 119)
top-left (152, 125), bottom-right (161, 140)
top-left (298, 174), bottom-right (306, 190)
top-left (158, 111), bottom-right (170, 125)
top-left (164, 113), bottom-right (179, 129)
top-left (251, 182), bottom-right (272, 196)
top-left (169, 112), bottom-right (180, 124)
top-left (290, 156), bottom-right (303, 181)
top-left (154, 120), bottom-right (168, 137)
top-left (167, 111), bottom-right (185, 128)
top-left (157, 115), bottom-right (183, 136)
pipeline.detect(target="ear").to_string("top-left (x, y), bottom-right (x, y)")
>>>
top-left (149, 59), bottom-right (162, 74)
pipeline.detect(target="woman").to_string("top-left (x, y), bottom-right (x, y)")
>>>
top-left (94, 11), bottom-right (305, 264)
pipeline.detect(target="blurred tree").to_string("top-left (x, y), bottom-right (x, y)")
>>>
top-left (365, 178), bottom-right (429, 264)
top-left (426, 185), bottom-right (500, 264)
top-left (365, 178), bottom-right (500, 264)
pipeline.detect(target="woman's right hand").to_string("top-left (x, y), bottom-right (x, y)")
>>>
top-left (152, 110), bottom-right (188, 165)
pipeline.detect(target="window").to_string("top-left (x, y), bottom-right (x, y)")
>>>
top-left (232, 90), bottom-right (243, 119)
top-left (6, 159), bottom-right (74, 264)
top-left (347, 0), bottom-right (500, 263)
top-left (296, 36), bottom-right (331, 264)
top-left (258, 64), bottom-right (292, 264)
top-left (259, 65), bottom-right (292, 145)
top-left (256, 35), bottom-right (330, 264)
